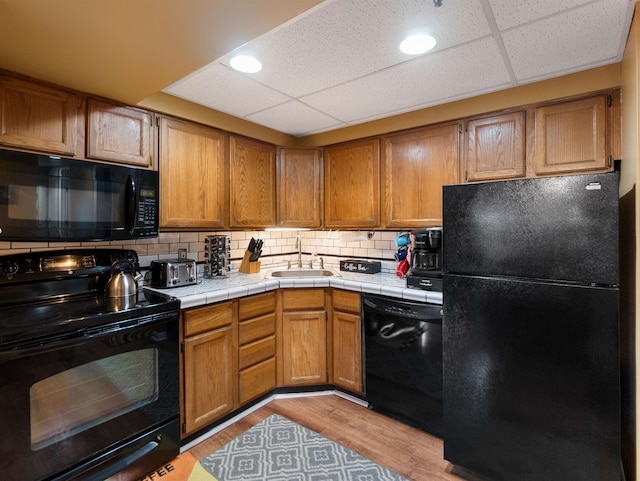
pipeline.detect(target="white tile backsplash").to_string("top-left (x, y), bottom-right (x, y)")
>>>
top-left (0, 229), bottom-right (410, 274)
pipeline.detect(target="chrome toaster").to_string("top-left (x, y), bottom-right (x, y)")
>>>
top-left (149, 259), bottom-right (197, 288)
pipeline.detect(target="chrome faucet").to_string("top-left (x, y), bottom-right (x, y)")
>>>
top-left (295, 235), bottom-right (302, 268)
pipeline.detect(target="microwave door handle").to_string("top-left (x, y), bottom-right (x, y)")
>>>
top-left (125, 174), bottom-right (136, 236)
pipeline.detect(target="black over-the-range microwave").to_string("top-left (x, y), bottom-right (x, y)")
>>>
top-left (0, 148), bottom-right (159, 242)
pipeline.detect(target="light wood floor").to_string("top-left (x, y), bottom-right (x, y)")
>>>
top-left (188, 394), bottom-right (482, 481)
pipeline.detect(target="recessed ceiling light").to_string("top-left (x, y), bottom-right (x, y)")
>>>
top-left (399, 34), bottom-right (437, 55)
top-left (229, 55), bottom-right (262, 73)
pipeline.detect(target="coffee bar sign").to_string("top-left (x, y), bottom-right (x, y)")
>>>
top-left (339, 259), bottom-right (381, 274)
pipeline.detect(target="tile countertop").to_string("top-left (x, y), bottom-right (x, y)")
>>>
top-left (144, 269), bottom-right (443, 309)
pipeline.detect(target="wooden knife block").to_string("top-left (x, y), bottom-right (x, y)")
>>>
top-left (238, 250), bottom-right (260, 274)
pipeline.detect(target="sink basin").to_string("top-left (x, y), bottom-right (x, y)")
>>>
top-left (266, 268), bottom-right (341, 278)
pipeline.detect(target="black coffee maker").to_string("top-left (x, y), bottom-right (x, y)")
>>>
top-left (406, 227), bottom-right (443, 291)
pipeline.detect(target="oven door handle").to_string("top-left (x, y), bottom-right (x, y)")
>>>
top-left (124, 174), bottom-right (137, 236)
top-left (1, 311), bottom-right (178, 356)
top-left (0, 330), bottom-right (89, 357)
top-left (74, 439), bottom-right (159, 481)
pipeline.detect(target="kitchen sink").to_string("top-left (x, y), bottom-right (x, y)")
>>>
top-left (265, 267), bottom-right (341, 278)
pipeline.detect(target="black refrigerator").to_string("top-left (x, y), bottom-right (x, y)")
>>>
top-left (442, 172), bottom-right (621, 481)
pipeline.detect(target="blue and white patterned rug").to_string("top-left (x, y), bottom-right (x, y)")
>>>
top-left (200, 414), bottom-right (409, 481)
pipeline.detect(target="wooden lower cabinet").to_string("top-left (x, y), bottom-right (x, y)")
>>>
top-left (239, 357), bottom-right (276, 404)
top-left (279, 289), bottom-right (328, 386)
top-left (182, 324), bottom-right (237, 436)
top-left (238, 292), bottom-right (277, 404)
top-left (331, 290), bottom-right (362, 394)
top-left (180, 289), bottom-right (363, 437)
top-left (181, 301), bottom-right (237, 437)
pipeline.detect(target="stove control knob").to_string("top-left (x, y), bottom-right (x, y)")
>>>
top-left (1, 261), bottom-right (19, 277)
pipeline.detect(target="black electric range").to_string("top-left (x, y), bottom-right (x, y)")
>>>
top-left (0, 248), bottom-right (181, 481)
top-left (0, 248), bottom-right (178, 348)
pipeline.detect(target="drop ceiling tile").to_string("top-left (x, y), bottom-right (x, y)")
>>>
top-left (164, 63), bottom-right (290, 117)
top-left (487, 0), bottom-right (594, 31)
top-left (502, 0), bottom-right (630, 82)
top-left (223, 0), bottom-right (491, 98)
top-left (245, 100), bottom-right (345, 136)
top-left (301, 37), bottom-right (512, 124)
top-left (158, 0), bottom-right (634, 136)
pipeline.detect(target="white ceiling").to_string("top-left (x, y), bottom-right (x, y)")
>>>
top-left (163, 0), bottom-right (635, 137)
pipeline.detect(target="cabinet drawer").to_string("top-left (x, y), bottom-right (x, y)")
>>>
top-left (282, 288), bottom-right (325, 311)
top-left (239, 313), bottom-right (276, 345)
top-left (183, 301), bottom-right (233, 337)
top-left (332, 290), bottom-right (361, 313)
top-left (239, 335), bottom-right (276, 370)
top-left (239, 357), bottom-right (276, 404)
top-left (238, 291), bottom-right (276, 321)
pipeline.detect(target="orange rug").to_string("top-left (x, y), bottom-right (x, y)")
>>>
top-left (107, 452), bottom-right (218, 481)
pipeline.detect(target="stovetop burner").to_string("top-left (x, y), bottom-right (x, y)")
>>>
top-left (0, 287), bottom-right (178, 348)
top-left (0, 249), bottom-right (178, 349)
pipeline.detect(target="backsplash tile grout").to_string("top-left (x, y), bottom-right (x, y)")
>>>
top-left (0, 230), bottom-right (409, 274)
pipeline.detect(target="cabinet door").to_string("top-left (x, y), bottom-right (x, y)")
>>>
top-left (0, 76), bottom-right (79, 155)
top-left (382, 124), bottom-right (459, 228)
top-left (183, 324), bottom-right (237, 436)
top-left (332, 310), bottom-right (362, 393)
top-left (276, 147), bottom-right (322, 228)
top-left (230, 136), bottom-right (276, 228)
top-left (87, 99), bottom-right (153, 167)
top-left (281, 311), bottom-right (327, 385)
top-left (534, 95), bottom-right (608, 175)
top-left (465, 112), bottom-right (525, 181)
top-left (324, 138), bottom-right (380, 228)
top-left (158, 116), bottom-right (228, 229)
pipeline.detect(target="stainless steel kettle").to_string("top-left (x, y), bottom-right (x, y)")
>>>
top-left (105, 259), bottom-right (138, 298)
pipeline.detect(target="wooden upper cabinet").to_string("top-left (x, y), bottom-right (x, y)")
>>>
top-left (158, 116), bottom-right (228, 230)
top-left (230, 136), bottom-right (276, 228)
top-left (382, 123), bottom-right (459, 228)
top-left (465, 111), bottom-right (525, 181)
top-left (276, 147), bottom-right (322, 228)
top-left (534, 95), bottom-right (609, 175)
top-left (324, 138), bottom-right (380, 228)
top-left (87, 99), bottom-right (153, 168)
top-left (0, 76), bottom-right (79, 156)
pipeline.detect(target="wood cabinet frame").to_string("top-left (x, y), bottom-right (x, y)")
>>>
top-left (324, 138), bottom-right (380, 228)
top-left (158, 116), bottom-right (228, 230)
top-left (87, 98), bottom-right (154, 168)
top-left (464, 111), bottom-right (525, 181)
top-left (0, 76), bottom-right (80, 156)
top-left (382, 122), bottom-right (460, 228)
top-left (230, 135), bottom-right (277, 228)
top-left (276, 147), bottom-right (323, 228)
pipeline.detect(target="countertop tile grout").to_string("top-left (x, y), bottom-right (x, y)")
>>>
top-left (145, 270), bottom-right (442, 307)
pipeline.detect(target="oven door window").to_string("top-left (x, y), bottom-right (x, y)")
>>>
top-left (30, 348), bottom-right (158, 451)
